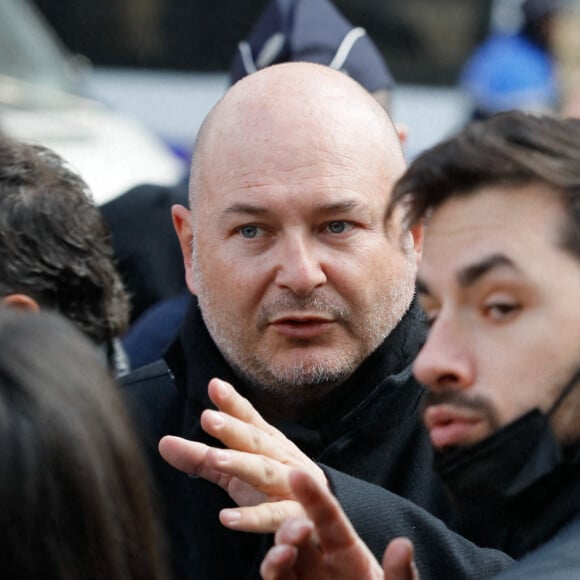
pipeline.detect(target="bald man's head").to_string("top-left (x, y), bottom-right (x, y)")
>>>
top-left (172, 61), bottom-right (420, 415)
top-left (190, 62), bottom-right (405, 210)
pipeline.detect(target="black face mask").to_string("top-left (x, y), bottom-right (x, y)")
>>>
top-left (433, 368), bottom-right (580, 505)
top-left (434, 408), bottom-right (563, 502)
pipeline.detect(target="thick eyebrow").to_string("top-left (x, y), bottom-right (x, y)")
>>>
top-left (222, 199), bottom-right (362, 217)
top-left (313, 200), bottom-right (360, 213)
top-left (457, 254), bottom-right (518, 287)
top-left (223, 203), bottom-right (268, 217)
top-left (416, 254), bottom-right (518, 297)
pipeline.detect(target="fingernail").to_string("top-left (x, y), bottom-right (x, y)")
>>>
top-left (217, 380), bottom-right (229, 398)
top-left (270, 545), bottom-right (290, 563)
top-left (207, 410), bottom-right (225, 428)
top-left (222, 510), bottom-right (241, 525)
top-left (286, 518), bottom-right (310, 541)
top-left (215, 449), bottom-right (231, 463)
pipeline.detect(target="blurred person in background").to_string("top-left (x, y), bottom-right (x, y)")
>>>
top-left (229, 0), bottom-right (395, 112)
top-left (0, 309), bottom-right (169, 580)
top-left (0, 135), bottom-right (130, 375)
top-left (460, 0), bottom-right (561, 119)
top-left (101, 180), bottom-right (189, 327)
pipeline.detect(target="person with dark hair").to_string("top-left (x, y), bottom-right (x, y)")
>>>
top-left (260, 111), bottom-right (580, 579)
top-left (0, 136), bottom-right (130, 374)
top-left (101, 180), bottom-right (189, 326)
top-left (0, 308), bottom-right (168, 580)
top-left (123, 61), bottom-right (512, 580)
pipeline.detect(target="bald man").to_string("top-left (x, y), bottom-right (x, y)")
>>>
top-left (122, 63), bottom-right (510, 580)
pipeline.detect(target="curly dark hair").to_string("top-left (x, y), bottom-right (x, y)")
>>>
top-left (0, 137), bottom-right (129, 343)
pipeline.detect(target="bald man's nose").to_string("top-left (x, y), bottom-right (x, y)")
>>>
top-left (274, 237), bottom-right (327, 295)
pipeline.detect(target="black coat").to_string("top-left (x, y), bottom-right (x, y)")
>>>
top-left (485, 448), bottom-right (580, 578)
top-left (121, 297), bottom-right (512, 580)
top-left (100, 181), bottom-right (188, 323)
top-left (492, 514), bottom-right (580, 579)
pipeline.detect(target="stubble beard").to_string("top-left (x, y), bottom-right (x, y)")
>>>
top-left (192, 245), bottom-right (416, 415)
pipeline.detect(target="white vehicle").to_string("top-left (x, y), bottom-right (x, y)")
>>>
top-left (0, 0), bottom-right (184, 205)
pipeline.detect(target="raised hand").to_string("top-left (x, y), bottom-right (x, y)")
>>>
top-left (158, 378), bottom-right (328, 532)
top-left (260, 470), bottom-right (419, 580)
top-left (260, 469), bottom-right (384, 580)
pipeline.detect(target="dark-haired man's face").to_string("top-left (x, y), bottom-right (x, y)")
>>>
top-left (414, 183), bottom-right (580, 451)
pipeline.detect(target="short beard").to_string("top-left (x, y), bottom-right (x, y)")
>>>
top-left (230, 345), bottom-right (357, 418)
top-left (201, 291), bottom-right (366, 417)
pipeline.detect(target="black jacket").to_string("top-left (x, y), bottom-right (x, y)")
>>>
top-left (493, 515), bottom-right (580, 579)
top-left (121, 297), bottom-right (512, 580)
top-left (489, 448), bottom-right (580, 578)
top-left (101, 181), bottom-right (188, 322)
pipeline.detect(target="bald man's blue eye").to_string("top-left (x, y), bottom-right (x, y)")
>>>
top-left (328, 221), bottom-right (347, 234)
top-left (240, 225), bottom-right (258, 238)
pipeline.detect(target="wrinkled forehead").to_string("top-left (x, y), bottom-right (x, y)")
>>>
top-left (196, 116), bottom-right (402, 208)
top-left (209, 96), bottom-right (390, 160)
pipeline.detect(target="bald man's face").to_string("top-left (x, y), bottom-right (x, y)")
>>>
top-left (174, 66), bottom-right (420, 414)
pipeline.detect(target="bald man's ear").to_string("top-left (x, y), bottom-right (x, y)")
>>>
top-left (172, 204), bottom-right (197, 296)
top-left (2, 294), bottom-right (41, 312)
top-left (395, 123), bottom-right (408, 146)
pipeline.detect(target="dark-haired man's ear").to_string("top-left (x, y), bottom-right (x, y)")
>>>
top-left (2, 293), bottom-right (41, 312)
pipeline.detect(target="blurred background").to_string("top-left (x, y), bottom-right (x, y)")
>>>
top-left (2, 0), bottom-right (579, 205)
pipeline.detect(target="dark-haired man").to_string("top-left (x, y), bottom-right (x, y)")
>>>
top-left (0, 136), bottom-right (130, 374)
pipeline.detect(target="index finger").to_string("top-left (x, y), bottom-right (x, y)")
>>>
top-left (288, 469), bottom-right (359, 554)
top-left (200, 408), bottom-right (301, 465)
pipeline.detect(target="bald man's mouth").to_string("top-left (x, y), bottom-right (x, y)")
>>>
top-left (269, 313), bottom-right (335, 340)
